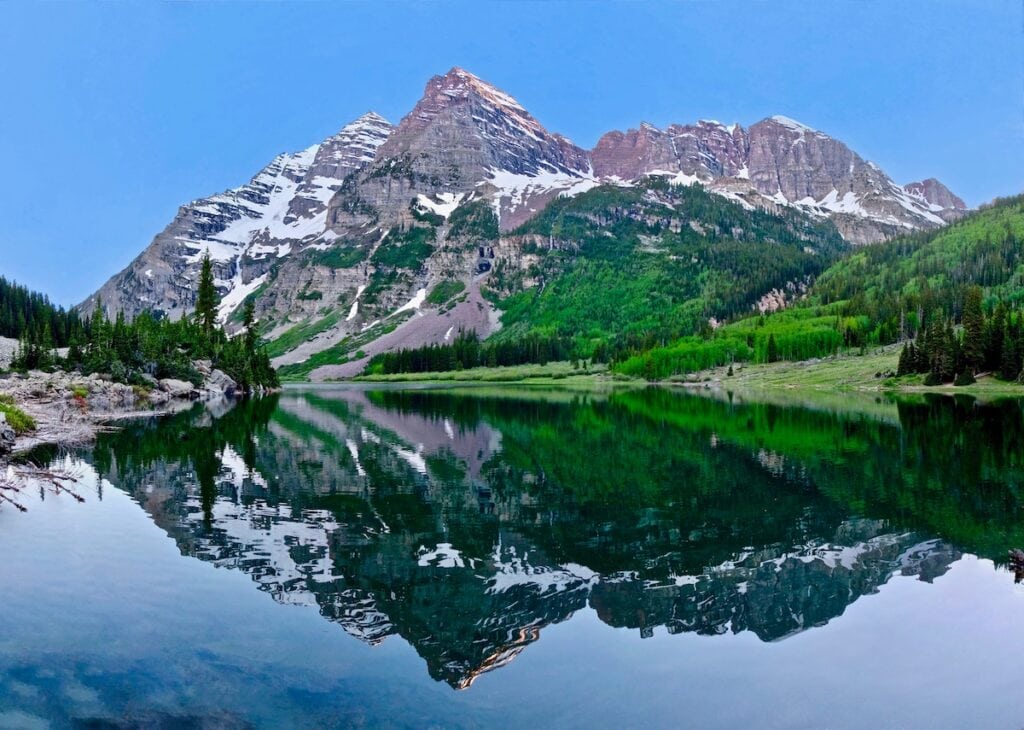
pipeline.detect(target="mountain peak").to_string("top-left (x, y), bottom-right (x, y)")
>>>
top-left (369, 67), bottom-right (587, 186)
top-left (428, 67), bottom-right (529, 116)
top-left (764, 115), bottom-right (819, 134)
top-left (351, 110), bottom-right (390, 126)
top-left (904, 178), bottom-right (967, 211)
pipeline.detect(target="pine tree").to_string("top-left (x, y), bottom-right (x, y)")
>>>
top-left (897, 343), bottom-right (912, 376)
top-left (935, 321), bottom-right (956, 382)
top-left (242, 300), bottom-right (258, 355)
top-left (1000, 325), bottom-right (1020, 380)
top-left (985, 301), bottom-right (1008, 371)
top-left (766, 334), bottom-right (779, 363)
top-left (913, 328), bottom-right (929, 372)
top-left (962, 286), bottom-right (985, 372)
top-left (195, 253), bottom-right (219, 338)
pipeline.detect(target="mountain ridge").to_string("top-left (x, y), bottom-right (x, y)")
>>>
top-left (81, 67), bottom-right (970, 376)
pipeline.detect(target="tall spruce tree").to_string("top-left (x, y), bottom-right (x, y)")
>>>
top-left (986, 300), bottom-right (1008, 372)
top-left (962, 286), bottom-right (986, 372)
top-left (195, 253), bottom-right (219, 338)
top-left (243, 300), bottom-right (258, 355)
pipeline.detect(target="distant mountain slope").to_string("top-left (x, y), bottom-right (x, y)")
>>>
top-left (614, 193), bottom-right (1024, 380)
top-left (82, 67), bottom-right (969, 375)
top-left (812, 193), bottom-right (1024, 312)
top-left (491, 177), bottom-right (846, 344)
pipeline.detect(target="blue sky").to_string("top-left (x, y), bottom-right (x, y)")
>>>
top-left (1, 1), bottom-right (1021, 305)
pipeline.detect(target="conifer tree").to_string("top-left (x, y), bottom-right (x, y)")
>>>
top-left (897, 343), bottom-right (912, 376)
top-left (195, 253), bottom-right (219, 338)
top-left (986, 301), bottom-right (1008, 371)
top-left (1000, 325), bottom-right (1020, 381)
top-left (242, 300), bottom-right (258, 355)
top-left (962, 286), bottom-right (985, 372)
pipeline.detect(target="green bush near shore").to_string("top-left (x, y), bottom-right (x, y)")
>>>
top-left (0, 394), bottom-right (37, 434)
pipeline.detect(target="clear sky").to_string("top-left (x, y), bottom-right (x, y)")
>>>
top-left (1, 1), bottom-right (1021, 306)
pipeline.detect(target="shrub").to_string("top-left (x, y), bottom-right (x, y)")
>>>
top-left (954, 370), bottom-right (977, 386)
top-left (318, 246), bottom-right (367, 269)
top-left (371, 227), bottom-right (435, 270)
top-left (426, 280), bottom-right (466, 306)
top-left (0, 400), bottom-right (37, 434)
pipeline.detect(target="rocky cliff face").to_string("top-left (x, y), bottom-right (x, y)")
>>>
top-left (905, 177), bottom-right (968, 220)
top-left (84, 67), bottom-right (967, 368)
top-left (593, 115), bottom-right (965, 244)
top-left (82, 112), bottom-right (393, 322)
top-left (592, 119), bottom-right (748, 180)
top-left (327, 68), bottom-right (594, 232)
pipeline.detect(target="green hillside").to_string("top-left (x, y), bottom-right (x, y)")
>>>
top-left (489, 178), bottom-right (846, 349)
top-left (615, 193), bottom-right (1024, 380)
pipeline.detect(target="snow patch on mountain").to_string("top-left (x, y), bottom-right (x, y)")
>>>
top-left (392, 288), bottom-right (427, 316)
top-left (217, 272), bottom-right (268, 324)
top-left (483, 166), bottom-right (603, 222)
top-left (415, 192), bottom-right (467, 218)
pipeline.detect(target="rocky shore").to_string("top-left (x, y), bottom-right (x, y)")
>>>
top-left (0, 361), bottom-right (242, 458)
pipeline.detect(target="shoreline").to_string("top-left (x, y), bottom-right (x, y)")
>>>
top-left (286, 346), bottom-right (1024, 401)
top-left (0, 369), bottom-right (235, 462)
top-left (666, 346), bottom-right (1024, 400)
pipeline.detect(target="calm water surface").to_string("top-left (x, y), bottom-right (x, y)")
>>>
top-left (3, 385), bottom-right (1024, 728)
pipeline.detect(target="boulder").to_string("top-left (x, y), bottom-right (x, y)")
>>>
top-left (194, 359), bottom-right (213, 376)
top-left (158, 378), bottom-right (197, 399)
top-left (148, 389), bottom-right (171, 407)
top-left (0, 412), bottom-right (16, 454)
top-left (203, 369), bottom-right (238, 397)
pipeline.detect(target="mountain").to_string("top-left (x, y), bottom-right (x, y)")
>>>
top-left (592, 115), bottom-right (967, 244)
top-left (617, 194), bottom-right (1024, 381)
top-left (83, 68), bottom-right (968, 376)
top-left (85, 112), bottom-right (393, 322)
top-left (813, 192), bottom-right (1024, 309)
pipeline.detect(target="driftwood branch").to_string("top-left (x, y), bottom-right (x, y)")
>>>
top-left (0, 458), bottom-right (83, 509)
top-left (0, 482), bottom-right (28, 512)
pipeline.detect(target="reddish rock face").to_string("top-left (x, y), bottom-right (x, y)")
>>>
top-left (592, 115), bottom-right (966, 243)
top-left (905, 178), bottom-right (967, 211)
top-left (331, 67), bottom-right (592, 228)
top-left (375, 67), bottom-right (589, 181)
top-left (591, 121), bottom-right (748, 180)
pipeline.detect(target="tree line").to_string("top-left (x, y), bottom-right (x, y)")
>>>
top-left (9, 255), bottom-right (278, 390)
top-left (365, 330), bottom-right (594, 375)
top-left (0, 275), bottom-right (82, 347)
top-left (897, 285), bottom-right (1024, 385)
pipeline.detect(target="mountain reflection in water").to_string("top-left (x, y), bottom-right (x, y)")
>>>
top-left (79, 386), bottom-right (1024, 689)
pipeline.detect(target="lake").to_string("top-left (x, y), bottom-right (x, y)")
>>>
top-left (3, 384), bottom-right (1024, 729)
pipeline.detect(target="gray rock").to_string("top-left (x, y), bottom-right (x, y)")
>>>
top-left (203, 369), bottom-right (237, 397)
top-left (0, 413), bottom-right (15, 454)
top-left (158, 378), bottom-right (196, 399)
